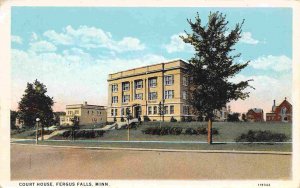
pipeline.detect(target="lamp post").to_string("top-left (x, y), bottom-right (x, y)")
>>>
top-left (126, 108), bottom-right (131, 141)
top-left (36, 118), bottom-right (40, 144)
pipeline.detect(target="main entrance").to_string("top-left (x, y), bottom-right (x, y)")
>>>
top-left (133, 105), bottom-right (141, 119)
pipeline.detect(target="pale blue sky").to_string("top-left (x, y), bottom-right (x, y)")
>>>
top-left (11, 7), bottom-right (292, 113)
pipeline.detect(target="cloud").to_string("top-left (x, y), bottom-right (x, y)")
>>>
top-left (29, 40), bottom-right (57, 52)
top-left (43, 25), bottom-right (145, 52)
top-left (11, 35), bottom-right (22, 44)
top-left (11, 48), bottom-right (166, 111)
top-left (229, 73), bottom-right (292, 114)
top-left (249, 55), bottom-right (292, 71)
top-left (163, 33), bottom-right (194, 53)
top-left (30, 32), bottom-right (39, 41)
top-left (240, 32), bottom-right (259, 45)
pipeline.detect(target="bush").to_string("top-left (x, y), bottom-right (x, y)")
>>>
top-left (143, 116), bottom-right (151, 122)
top-left (170, 116), bottom-right (177, 122)
top-left (184, 127), bottom-right (219, 135)
top-left (235, 130), bottom-right (288, 142)
top-left (186, 116), bottom-right (193, 122)
top-left (62, 130), bottom-right (105, 139)
top-left (181, 116), bottom-right (186, 122)
top-left (142, 126), bottom-right (182, 136)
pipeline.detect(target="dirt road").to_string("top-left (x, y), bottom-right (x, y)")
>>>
top-left (11, 144), bottom-right (291, 180)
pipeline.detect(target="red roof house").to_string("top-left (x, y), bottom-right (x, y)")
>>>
top-left (246, 108), bottom-right (264, 122)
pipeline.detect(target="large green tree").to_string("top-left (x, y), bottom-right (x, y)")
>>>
top-left (181, 12), bottom-right (253, 119)
top-left (181, 12), bottom-right (253, 144)
top-left (18, 80), bottom-right (54, 128)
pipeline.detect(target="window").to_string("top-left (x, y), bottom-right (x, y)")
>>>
top-left (183, 76), bottom-right (188, 86)
top-left (135, 93), bottom-right (143, 100)
top-left (92, 111), bottom-right (94, 115)
top-left (121, 108), bottom-right (124, 116)
top-left (122, 82), bottom-right (130, 91)
top-left (164, 106), bottom-right (169, 114)
top-left (87, 111), bottom-right (89, 115)
top-left (170, 105), bottom-right (174, 114)
top-left (183, 106), bottom-right (190, 115)
top-left (135, 80), bottom-right (143, 89)
top-left (164, 90), bottom-right (174, 99)
top-left (149, 92), bottom-right (157, 100)
top-left (183, 91), bottom-right (187, 100)
top-left (75, 110), bottom-right (79, 115)
top-left (149, 77), bottom-right (157, 88)
top-left (112, 84), bottom-right (118, 92)
top-left (114, 109), bottom-right (118, 116)
top-left (112, 96), bottom-right (118, 103)
top-left (153, 106), bottom-right (158, 114)
top-left (68, 111), bottom-right (73, 115)
top-left (123, 95), bottom-right (130, 103)
top-left (111, 109), bottom-right (114, 116)
top-left (126, 107), bottom-right (130, 115)
top-left (148, 106), bottom-right (152, 115)
top-left (164, 75), bottom-right (174, 85)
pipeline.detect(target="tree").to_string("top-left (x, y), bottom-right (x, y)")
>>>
top-left (18, 80), bottom-right (54, 128)
top-left (10, 110), bottom-right (18, 129)
top-left (242, 113), bottom-right (247, 122)
top-left (181, 12), bottom-right (253, 143)
top-left (228, 113), bottom-right (240, 122)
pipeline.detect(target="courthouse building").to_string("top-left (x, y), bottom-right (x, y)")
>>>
top-left (107, 59), bottom-right (191, 122)
top-left (60, 102), bottom-right (107, 126)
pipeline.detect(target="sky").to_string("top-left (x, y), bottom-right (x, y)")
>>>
top-left (11, 7), bottom-right (292, 114)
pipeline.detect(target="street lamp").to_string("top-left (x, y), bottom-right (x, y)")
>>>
top-left (126, 108), bottom-right (131, 141)
top-left (36, 118), bottom-right (40, 144)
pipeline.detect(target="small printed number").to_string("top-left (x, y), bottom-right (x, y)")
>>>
top-left (258, 183), bottom-right (270, 186)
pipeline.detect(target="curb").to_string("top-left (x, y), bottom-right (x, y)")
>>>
top-left (11, 142), bottom-right (292, 155)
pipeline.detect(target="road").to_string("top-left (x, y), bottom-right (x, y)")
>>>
top-left (11, 144), bottom-right (291, 180)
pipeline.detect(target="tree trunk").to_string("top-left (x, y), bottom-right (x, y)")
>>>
top-left (41, 124), bottom-right (44, 141)
top-left (207, 118), bottom-right (212, 144)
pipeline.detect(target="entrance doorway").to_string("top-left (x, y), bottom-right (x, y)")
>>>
top-left (134, 105), bottom-right (141, 119)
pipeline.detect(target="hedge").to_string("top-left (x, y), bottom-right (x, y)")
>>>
top-left (235, 130), bottom-right (288, 142)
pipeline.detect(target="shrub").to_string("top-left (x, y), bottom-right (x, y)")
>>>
top-left (62, 130), bottom-right (105, 139)
top-left (186, 116), bottom-right (193, 122)
top-left (170, 116), bottom-right (177, 122)
top-left (142, 126), bottom-right (182, 136)
top-left (235, 130), bottom-right (288, 142)
top-left (181, 116), bottom-right (186, 122)
top-left (184, 127), bottom-right (219, 135)
top-left (143, 116), bottom-right (151, 122)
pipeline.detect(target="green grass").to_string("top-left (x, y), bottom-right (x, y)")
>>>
top-left (12, 121), bottom-right (292, 143)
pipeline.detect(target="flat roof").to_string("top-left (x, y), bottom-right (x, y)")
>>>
top-left (108, 58), bottom-right (188, 76)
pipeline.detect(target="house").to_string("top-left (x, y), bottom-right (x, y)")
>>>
top-left (60, 102), bottom-right (107, 126)
top-left (107, 59), bottom-right (191, 122)
top-left (213, 106), bottom-right (229, 121)
top-left (246, 108), bottom-right (264, 122)
top-left (266, 98), bottom-right (292, 122)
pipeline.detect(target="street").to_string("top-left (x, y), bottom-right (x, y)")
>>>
top-left (11, 144), bottom-right (291, 180)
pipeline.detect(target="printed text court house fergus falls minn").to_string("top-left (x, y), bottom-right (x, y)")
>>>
top-left (107, 59), bottom-right (191, 122)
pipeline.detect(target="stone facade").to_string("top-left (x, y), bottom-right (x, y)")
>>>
top-left (107, 59), bottom-right (191, 122)
top-left (60, 102), bottom-right (107, 126)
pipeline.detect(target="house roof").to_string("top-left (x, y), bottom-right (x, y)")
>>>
top-left (248, 108), bottom-right (263, 113)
